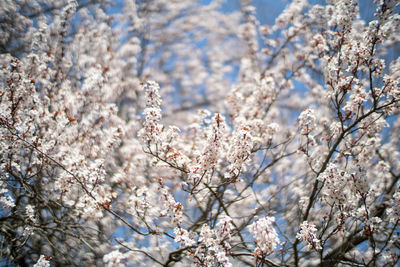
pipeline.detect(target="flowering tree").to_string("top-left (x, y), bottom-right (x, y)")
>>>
top-left (1, 0), bottom-right (399, 266)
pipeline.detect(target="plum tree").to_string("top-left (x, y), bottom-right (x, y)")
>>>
top-left (0, 0), bottom-right (399, 266)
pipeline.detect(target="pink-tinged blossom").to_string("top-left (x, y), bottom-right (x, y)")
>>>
top-left (312, 34), bottom-right (328, 54)
top-left (329, 121), bottom-right (342, 139)
top-left (174, 227), bottom-right (195, 247)
top-left (256, 75), bottom-right (277, 106)
top-left (249, 216), bottom-right (279, 256)
top-left (273, 0), bottom-right (308, 31)
top-left (33, 255), bottom-right (50, 267)
top-left (1, 0), bottom-right (400, 266)
top-left (25, 204), bottom-right (36, 223)
top-left (103, 250), bottom-right (126, 267)
top-left (158, 178), bottom-right (183, 224)
top-left (298, 108), bottom-right (316, 135)
top-left (200, 113), bottom-right (225, 170)
top-left (368, 217), bottom-right (382, 233)
top-left (327, 0), bottom-right (358, 31)
top-left (239, 1), bottom-right (259, 54)
top-left (386, 192), bottom-right (400, 224)
top-left (343, 83), bottom-right (369, 113)
top-left (127, 187), bottom-right (150, 218)
top-left (384, 75), bottom-right (400, 101)
top-left (227, 124), bottom-right (253, 177)
top-left (216, 216), bottom-right (234, 241)
top-left (189, 113), bottom-right (225, 184)
top-left (139, 81), bottom-right (163, 144)
top-left (296, 221), bottom-right (322, 250)
top-left (317, 163), bottom-right (350, 205)
top-left (194, 218), bottom-right (234, 267)
top-left (198, 224), bottom-right (214, 247)
top-left (0, 181), bottom-right (15, 208)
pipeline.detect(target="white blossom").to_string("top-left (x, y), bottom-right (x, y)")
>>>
top-left (1, 0), bottom-right (399, 266)
top-left (249, 216), bottom-right (279, 255)
top-left (296, 221), bottom-right (322, 250)
top-left (33, 255), bottom-right (50, 267)
top-left (298, 108), bottom-right (316, 135)
top-left (103, 250), bottom-right (126, 267)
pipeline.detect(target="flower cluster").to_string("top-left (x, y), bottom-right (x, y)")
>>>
top-left (200, 113), bottom-right (225, 170)
top-left (174, 227), bottom-right (195, 247)
top-left (298, 108), bottom-right (316, 135)
top-left (273, 0), bottom-right (308, 31)
top-left (33, 255), bottom-right (50, 267)
top-left (327, 0), bottom-right (358, 31)
top-left (0, 180), bottom-right (15, 208)
top-left (189, 113), bottom-right (225, 185)
top-left (139, 81), bottom-right (163, 144)
top-left (317, 163), bottom-right (351, 205)
top-left (257, 76), bottom-right (278, 105)
top-left (227, 124), bottom-right (253, 178)
top-left (343, 81), bottom-right (369, 113)
top-left (25, 204), bottom-right (37, 223)
top-left (194, 217), bottom-right (234, 267)
top-left (239, 1), bottom-right (259, 54)
top-left (248, 216), bottom-right (279, 256)
top-left (158, 178), bottom-right (183, 224)
top-left (386, 192), bottom-right (400, 224)
top-left (103, 250), bottom-right (126, 267)
top-left (1, 0), bottom-right (400, 266)
top-left (296, 221), bottom-right (322, 250)
top-left (127, 187), bottom-right (150, 218)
